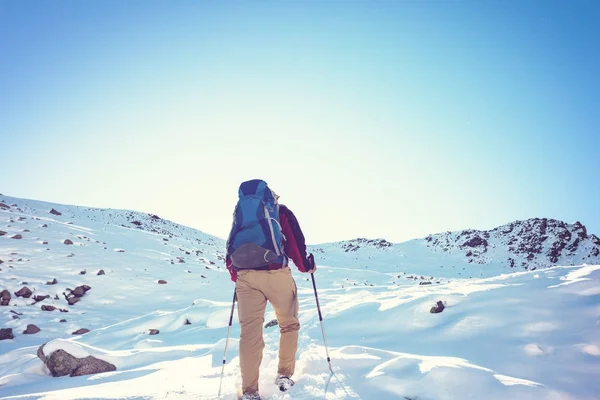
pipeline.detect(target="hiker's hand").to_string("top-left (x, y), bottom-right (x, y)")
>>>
top-left (306, 253), bottom-right (316, 273)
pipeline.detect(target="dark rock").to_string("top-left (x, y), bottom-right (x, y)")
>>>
top-left (47, 278), bottom-right (58, 285)
top-left (72, 287), bottom-right (85, 297)
top-left (591, 247), bottom-right (600, 257)
top-left (0, 259), bottom-right (3, 264)
top-left (573, 221), bottom-right (587, 239)
top-left (34, 295), bottom-right (50, 303)
top-left (158, 280), bottom-right (167, 284)
top-left (0, 328), bottom-right (14, 340)
top-left (60, 319), bottom-right (67, 323)
top-left (42, 241), bottom-right (48, 244)
top-left (79, 270), bottom-right (86, 275)
top-left (1, 290), bottom-right (11, 306)
top-left (49, 208), bottom-right (62, 216)
top-left (11, 234), bottom-right (23, 239)
top-left (15, 286), bottom-right (32, 298)
top-left (184, 319), bottom-right (191, 325)
top-left (148, 329), bottom-right (160, 335)
top-left (0, 231), bottom-right (6, 236)
top-left (42, 224), bottom-right (48, 228)
top-left (44, 349), bottom-right (80, 377)
top-left (71, 356), bottom-right (116, 377)
top-left (131, 221), bottom-right (142, 226)
top-left (264, 319), bottom-right (278, 329)
top-left (0, 203), bottom-right (9, 210)
top-left (13, 315), bottom-right (19, 320)
top-left (462, 236), bottom-right (488, 249)
top-left (59, 308), bottom-right (69, 313)
top-left (64, 239), bottom-right (73, 245)
top-left (430, 301), bottom-right (445, 314)
top-left (72, 328), bottom-right (90, 335)
top-left (10, 310), bottom-right (23, 315)
top-left (67, 297), bottom-right (80, 306)
top-left (23, 324), bottom-right (41, 334)
top-left (419, 281), bottom-right (432, 285)
top-left (42, 305), bottom-right (56, 311)
top-left (97, 270), bottom-right (105, 275)
top-left (591, 234), bottom-right (600, 246)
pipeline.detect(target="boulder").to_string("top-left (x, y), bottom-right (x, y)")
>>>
top-left (71, 356), bottom-right (116, 377)
top-left (49, 208), bottom-right (62, 216)
top-left (1, 290), bottom-right (10, 306)
top-left (97, 270), bottom-right (105, 276)
top-left (23, 324), bottom-right (41, 334)
top-left (1, 328), bottom-right (14, 340)
top-left (11, 234), bottom-right (23, 240)
top-left (430, 301), bottom-right (445, 314)
top-left (184, 319), bottom-right (192, 325)
top-left (46, 278), bottom-right (58, 285)
top-left (42, 305), bottom-right (56, 312)
top-left (34, 295), bottom-right (50, 303)
top-left (0, 231), bottom-right (6, 236)
top-left (72, 328), bottom-right (90, 335)
top-left (158, 280), bottom-right (167, 284)
top-left (15, 286), bottom-right (32, 298)
top-left (63, 239), bottom-right (73, 245)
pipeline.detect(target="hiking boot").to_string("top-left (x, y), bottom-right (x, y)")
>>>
top-left (241, 393), bottom-right (261, 400)
top-left (275, 375), bottom-right (295, 392)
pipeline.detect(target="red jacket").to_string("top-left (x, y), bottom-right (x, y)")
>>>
top-left (226, 204), bottom-right (315, 282)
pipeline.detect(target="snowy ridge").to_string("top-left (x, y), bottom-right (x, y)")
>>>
top-left (1, 194), bottom-right (600, 399)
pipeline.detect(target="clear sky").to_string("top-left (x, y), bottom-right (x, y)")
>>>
top-left (1, 1), bottom-right (599, 244)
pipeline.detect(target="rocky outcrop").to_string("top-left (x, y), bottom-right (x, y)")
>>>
top-left (37, 343), bottom-right (116, 377)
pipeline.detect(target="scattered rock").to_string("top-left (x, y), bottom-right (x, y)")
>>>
top-left (131, 221), bottom-right (142, 226)
top-left (264, 319), bottom-right (279, 329)
top-left (11, 234), bottom-right (23, 239)
top-left (15, 286), bottom-right (33, 298)
top-left (67, 297), bottom-right (80, 306)
top-left (60, 319), bottom-right (67, 323)
top-left (42, 305), bottom-right (56, 312)
top-left (80, 270), bottom-right (86, 275)
top-left (10, 310), bottom-right (23, 316)
top-left (23, 324), bottom-right (41, 334)
top-left (49, 208), bottom-right (62, 216)
top-left (0, 231), bottom-right (6, 236)
top-left (1, 290), bottom-right (10, 306)
top-left (72, 328), bottom-right (90, 335)
top-left (158, 280), bottom-right (167, 284)
top-left (419, 281), bottom-right (432, 285)
top-left (34, 295), bottom-right (50, 303)
top-left (47, 278), bottom-right (58, 285)
top-left (430, 301), bottom-right (445, 314)
top-left (42, 224), bottom-right (48, 228)
top-left (42, 241), bottom-right (48, 244)
top-left (148, 329), bottom-right (160, 335)
top-left (0, 328), bottom-right (14, 340)
top-left (63, 239), bottom-right (73, 245)
top-left (184, 319), bottom-right (191, 325)
top-left (97, 270), bottom-right (105, 276)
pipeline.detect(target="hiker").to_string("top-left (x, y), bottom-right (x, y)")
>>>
top-left (226, 179), bottom-right (317, 400)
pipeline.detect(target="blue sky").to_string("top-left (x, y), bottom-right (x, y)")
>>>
top-left (1, 1), bottom-right (599, 244)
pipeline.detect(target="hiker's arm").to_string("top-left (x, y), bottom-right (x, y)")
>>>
top-left (280, 205), bottom-right (316, 273)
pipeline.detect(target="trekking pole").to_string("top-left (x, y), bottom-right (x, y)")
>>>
top-left (218, 289), bottom-right (237, 398)
top-left (311, 273), bottom-right (333, 373)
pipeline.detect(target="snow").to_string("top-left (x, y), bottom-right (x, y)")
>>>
top-left (1, 195), bottom-right (600, 399)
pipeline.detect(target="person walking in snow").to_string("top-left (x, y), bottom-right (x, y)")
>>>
top-left (226, 179), bottom-right (317, 400)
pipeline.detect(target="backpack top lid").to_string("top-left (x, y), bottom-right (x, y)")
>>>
top-left (238, 179), bottom-right (274, 202)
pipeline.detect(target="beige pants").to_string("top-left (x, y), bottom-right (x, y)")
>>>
top-left (235, 266), bottom-right (300, 395)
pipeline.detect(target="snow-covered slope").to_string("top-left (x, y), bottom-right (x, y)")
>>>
top-left (1, 195), bottom-right (599, 400)
top-left (310, 218), bottom-right (600, 285)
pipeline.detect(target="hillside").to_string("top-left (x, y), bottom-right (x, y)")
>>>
top-left (1, 195), bottom-right (599, 400)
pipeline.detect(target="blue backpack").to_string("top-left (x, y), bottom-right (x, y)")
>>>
top-left (227, 179), bottom-right (286, 269)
